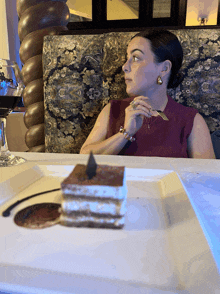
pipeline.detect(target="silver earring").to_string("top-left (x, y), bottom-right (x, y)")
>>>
top-left (157, 76), bottom-right (163, 85)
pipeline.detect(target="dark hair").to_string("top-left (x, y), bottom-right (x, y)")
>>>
top-left (132, 29), bottom-right (184, 89)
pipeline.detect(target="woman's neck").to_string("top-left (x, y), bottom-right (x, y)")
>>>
top-left (146, 88), bottom-right (168, 111)
top-left (129, 87), bottom-right (168, 111)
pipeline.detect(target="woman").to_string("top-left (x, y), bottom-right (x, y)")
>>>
top-left (80, 29), bottom-right (215, 159)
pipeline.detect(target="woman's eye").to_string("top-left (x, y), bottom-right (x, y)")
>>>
top-left (125, 55), bottom-right (140, 62)
top-left (132, 56), bottom-right (139, 61)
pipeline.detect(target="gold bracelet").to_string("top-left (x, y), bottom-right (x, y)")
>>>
top-left (119, 126), bottom-right (135, 142)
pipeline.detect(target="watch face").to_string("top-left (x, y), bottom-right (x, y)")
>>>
top-left (14, 203), bottom-right (61, 229)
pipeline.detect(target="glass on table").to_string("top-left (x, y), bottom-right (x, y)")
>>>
top-left (0, 58), bottom-right (26, 166)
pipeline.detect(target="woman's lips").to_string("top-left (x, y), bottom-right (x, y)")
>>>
top-left (125, 79), bottom-right (132, 83)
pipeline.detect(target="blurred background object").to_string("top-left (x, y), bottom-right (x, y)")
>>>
top-left (17, 0), bottom-right (70, 152)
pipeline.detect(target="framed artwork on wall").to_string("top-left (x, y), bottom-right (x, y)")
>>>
top-left (66, 0), bottom-right (220, 33)
top-left (67, 0), bottom-right (186, 32)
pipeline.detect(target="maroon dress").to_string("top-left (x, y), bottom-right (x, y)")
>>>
top-left (106, 95), bottom-right (198, 158)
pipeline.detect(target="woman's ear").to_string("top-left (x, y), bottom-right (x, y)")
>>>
top-left (162, 60), bottom-right (172, 75)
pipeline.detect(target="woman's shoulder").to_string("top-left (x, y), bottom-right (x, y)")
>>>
top-left (167, 95), bottom-right (198, 118)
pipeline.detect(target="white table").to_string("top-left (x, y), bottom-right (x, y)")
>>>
top-left (0, 152), bottom-right (220, 294)
top-left (1, 152), bottom-right (220, 180)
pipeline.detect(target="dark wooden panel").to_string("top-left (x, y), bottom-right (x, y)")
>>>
top-left (139, 0), bottom-right (153, 21)
top-left (65, 23), bottom-right (220, 35)
top-left (178, 0), bottom-right (187, 27)
top-left (92, 0), bottom-right (107, 22)
top-left (67, 18), bottom-right (178, 31)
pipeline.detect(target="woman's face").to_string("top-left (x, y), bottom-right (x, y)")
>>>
top-left (122, 36), bottom-right (161, 97)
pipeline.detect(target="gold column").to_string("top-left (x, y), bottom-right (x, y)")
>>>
top-left (17, 0), bottom-right (70, 152)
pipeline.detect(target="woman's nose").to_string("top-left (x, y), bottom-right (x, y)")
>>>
top-left (122, 60), bottom-right (130, 72)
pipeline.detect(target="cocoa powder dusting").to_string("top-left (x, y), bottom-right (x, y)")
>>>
top-left (14, 203), bottom-right (61, 229)
top-left (61, 165), bottom-right (124, 187)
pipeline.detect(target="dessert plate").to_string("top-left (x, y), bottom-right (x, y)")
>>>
top-left (0, 165), bottom-right (219, 294)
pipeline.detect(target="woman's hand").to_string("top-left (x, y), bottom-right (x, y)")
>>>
top-left (124, 96), bottom-right (157, 135)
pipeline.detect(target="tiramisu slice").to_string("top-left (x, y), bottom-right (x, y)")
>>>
top-left (60, 153), bottom-right (127, 228)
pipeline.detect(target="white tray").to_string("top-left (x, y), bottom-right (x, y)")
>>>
top-left (0, 165), bottom-right (219, 294)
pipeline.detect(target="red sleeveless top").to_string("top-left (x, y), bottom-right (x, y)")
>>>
top-left (106, 95), bottom-right (198, 158)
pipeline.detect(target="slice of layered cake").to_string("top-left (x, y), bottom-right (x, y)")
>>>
top-left (60, 153), bottom-right (127, 229)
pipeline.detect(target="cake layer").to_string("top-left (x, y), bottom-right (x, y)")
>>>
top-left (61, 165), bottom-right (126, 200)
top-left (60, 214), bottom-right (125, 228)
top-left (62, 186), bottom-right (126, 199)
top-left (61, 197), bottom-right (126, 217)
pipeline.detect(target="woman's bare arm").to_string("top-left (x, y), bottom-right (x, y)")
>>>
top-left (80, 97), bottom-right (153, 155)
top-left (80, 103), bottom-right (129, 155)
top-left (187, 113), bottom-right (216, 159)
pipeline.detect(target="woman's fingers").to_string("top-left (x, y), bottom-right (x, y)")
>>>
top-left (131, 97), bottom-right (152, 110)
top-left (133, 96), bottom-right (149, 102)
top-left (130, 98), bottom-right (160, 118)
top-left (133, 100), bottom-right (152, 110)
top-left (124, 96), bottom-right (160, 135)
top-left (148, 108), bottom-right (158, 117)
top-left (134, 105), bottom-right (151, 117)
top-left (128, 103), bottom-right (157, 117)
top-left (130, 100), bottom-right (150, 111)
top-left (127, 106), bottom-right (152, 118)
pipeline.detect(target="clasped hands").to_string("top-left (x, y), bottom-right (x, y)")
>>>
top-left (124, 96), bottom-right (158, 136)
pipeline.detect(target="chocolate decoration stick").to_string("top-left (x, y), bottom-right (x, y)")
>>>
top-left (86, 152), bottom-right (97, 179)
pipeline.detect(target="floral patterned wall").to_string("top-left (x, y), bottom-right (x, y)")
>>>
top-left (43, 29), bottom-right (220, 154)
top-left (43, 34), bottom-right (105, 153)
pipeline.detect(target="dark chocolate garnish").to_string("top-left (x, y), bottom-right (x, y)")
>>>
top-left (2, 188), bottom-right (61, 217)
top-left (86, 152), bottom-right (97, 180)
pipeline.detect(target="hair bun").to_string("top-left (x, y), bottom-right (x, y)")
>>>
top-left (168, 72), bottom-right (184, 89)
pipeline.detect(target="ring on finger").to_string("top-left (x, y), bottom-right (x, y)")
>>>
top-left (130, 100), bottom-right (137, 110)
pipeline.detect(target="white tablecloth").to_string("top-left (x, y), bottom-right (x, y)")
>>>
top-left (1, 152), bottom-right (220, 179)
top-left (0, 152), bottom-right (220, 294)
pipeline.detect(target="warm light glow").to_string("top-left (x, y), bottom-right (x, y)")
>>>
top-left (67, 0), bottom-right (138, 20)
top-left (186, 0), bottom-right (219, 26)
top-left (67, 0), bottom-right (92, 19)
top-left (107, 0), bottom-right (138, 20)
top-left (0, 0), bottom-right (9, 59)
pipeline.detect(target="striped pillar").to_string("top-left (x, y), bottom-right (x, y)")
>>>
top-left (17, 0), bottom-right (70, 152)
